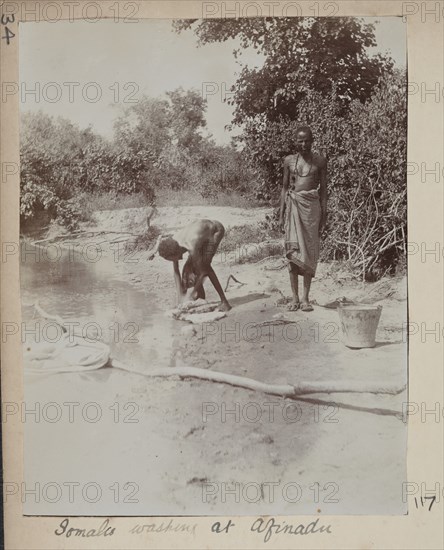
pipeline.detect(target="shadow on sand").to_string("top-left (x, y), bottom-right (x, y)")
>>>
top-left (229, 292), bottom-right (270, 307)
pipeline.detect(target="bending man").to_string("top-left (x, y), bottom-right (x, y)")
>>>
top-left (279, 126), bottom-right (327, 312)
top-left (148, 219), bottom-right (232, 312)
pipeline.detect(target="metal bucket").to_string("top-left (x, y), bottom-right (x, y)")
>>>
top-left (338, 304), bottom-right (382, 349)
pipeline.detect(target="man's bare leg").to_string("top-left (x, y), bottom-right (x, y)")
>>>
top-left (189, 267), bottom-right (230, 311)
top-left (288, 264), bottom-right (300, 311)
top-left (207, 268), bottom-right (231, 311)
top-left (189, 238), bottom-right (231, 311)
top-left (301, 273), bottom-right (314, 312)
top-left (189, 272), bottom-right (207, 301)
top-left (182, 257), bottom-right (205, 299)
top-left (192, 261), bottom-right (206, 299)
top-left (196, 286), bottom-right (205, 299)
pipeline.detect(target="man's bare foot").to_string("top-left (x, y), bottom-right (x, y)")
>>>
top-left (218, 301), bottom-right (232, 312)
top-left (287, 300), bottom-right (300, 311)
top-left (300, 301), bottom-right (314, 312)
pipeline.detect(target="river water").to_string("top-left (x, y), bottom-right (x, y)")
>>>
top-left (21, 241), bottom-right (175, 373)
top-left (21, 242), bottom-right (180, 515)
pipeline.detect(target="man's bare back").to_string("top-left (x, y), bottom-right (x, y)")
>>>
top-left (174, 219), bottom-right (225, 263)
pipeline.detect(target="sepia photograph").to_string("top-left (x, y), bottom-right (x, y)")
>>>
top-left (16, 14), bottom-right (408, 517)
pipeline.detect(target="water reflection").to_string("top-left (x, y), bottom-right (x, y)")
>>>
top-left (20, 242), bottom-right (175, 372)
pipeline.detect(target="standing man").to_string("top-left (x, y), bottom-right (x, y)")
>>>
top-left (279, 126), bottom-right (327, 312)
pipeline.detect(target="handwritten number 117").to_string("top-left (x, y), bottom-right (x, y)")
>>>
top-left (1, 14), bottom-right (15, 45)
top-left (415, 496), bottom-right (436, 511)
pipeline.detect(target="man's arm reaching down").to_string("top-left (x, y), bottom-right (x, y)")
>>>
top-left (279, 157), bottom-right (290, 233)
top-left (148, 234), bottom-right (164, 260)
top-left (319, 157), bottom-right (328, 234)
top-left (173, 259), bottom-right (186, 300)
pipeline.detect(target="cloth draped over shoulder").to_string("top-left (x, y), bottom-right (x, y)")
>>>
top-left (285, 188), bottom-right (321, 276)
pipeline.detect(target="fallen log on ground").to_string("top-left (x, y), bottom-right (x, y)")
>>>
top-left (111, 359), bottom-right (405, 397)
top-left (32, 230), bottom-right (143, 246)
top-left (28, 304), bottom-right (406, 406)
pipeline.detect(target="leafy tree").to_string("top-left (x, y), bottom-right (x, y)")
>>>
top-left (110, 97), bottom-right (169, 196)
top-left (174, 17), bottom-right (394, 125)
top-left (113, 96), bottom-right (171, 158)
top-left (21, 112), bottom-right (98, 197)
top-left (166, 87), bottom-right (207, 151)
top-left (20, 112), bottom-right (83, 227)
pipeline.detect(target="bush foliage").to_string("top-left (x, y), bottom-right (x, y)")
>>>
top-left (20, 89), bottom-right (256, 231)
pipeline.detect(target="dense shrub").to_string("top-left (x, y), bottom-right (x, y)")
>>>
top-left (20, 89), bottom-right (253, 231)
top-left (242, 72), bottom-right (407, 278)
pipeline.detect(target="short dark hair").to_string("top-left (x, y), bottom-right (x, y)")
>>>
top-left (296, 126), bottom-right (313, 140)
top-left (158, 237), bottom-right (182, 260)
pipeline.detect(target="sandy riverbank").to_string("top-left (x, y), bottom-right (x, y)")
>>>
top-left (23, 205), bottom-right (408, 515)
